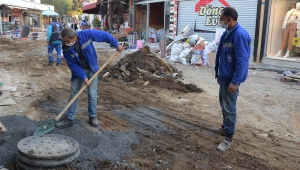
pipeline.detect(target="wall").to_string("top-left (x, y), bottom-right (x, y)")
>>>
top-left (177, 0), bottom-right (258, 56)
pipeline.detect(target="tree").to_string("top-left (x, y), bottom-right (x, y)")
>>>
top-left (41, 0), bottom-right (82, 17)
top-left (92, 17), bottom-right (101, 28)
top-left (69, 0), bottom-right (83, 16)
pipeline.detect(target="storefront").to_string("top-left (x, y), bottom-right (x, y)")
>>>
top-left (82, 0), bottom-right (131, 31)
top-left (134, 0), bottom-right (170, 43)
top-left (175, 0), bottom-right (259, 57)
top-left (0, 5), bottom-right (21, 33)
top-left (0, 0), bottom-right (54, 34)
top-left (23, 10), bottom-right (42, 28)
top-left (266, 0), bottom-right (300, 61)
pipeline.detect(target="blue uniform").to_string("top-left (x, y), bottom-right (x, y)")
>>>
top-left (215, 23), bottom-right (251, 139)
top-left (215, 23), bottom-right (251, 85)
top-left (47, 22), bottom-right (63, 64)
top-left (62, 29), bottom-right (119, 120)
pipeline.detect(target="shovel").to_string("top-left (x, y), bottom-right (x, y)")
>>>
top-left (33, 51), bottom-right (120, 136)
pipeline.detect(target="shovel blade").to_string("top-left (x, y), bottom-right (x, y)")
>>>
top-left (33, 119), bottom-right (57, 136)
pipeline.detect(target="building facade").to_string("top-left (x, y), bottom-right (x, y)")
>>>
top-left (0, 0), bottom-right (54, 34)
top-left (264, 0), bottom-right (300, 62)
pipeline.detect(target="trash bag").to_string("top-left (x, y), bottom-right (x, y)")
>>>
top-left (202, 47), bottom-right (211, 66)
top-left (189, 37), bottom-right (196, 47)
top-left (179, 48), bottom-right (192, 65)
top-left (191, 50), bottom-right (203, 65)
top-left (170, 42), bottom-right (183, 62)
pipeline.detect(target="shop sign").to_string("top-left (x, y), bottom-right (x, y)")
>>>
top-left (195, 0), bottom-right (230, 26)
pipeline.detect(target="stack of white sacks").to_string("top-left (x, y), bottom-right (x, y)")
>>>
top-left (170, 34), bottom-right (217, 66)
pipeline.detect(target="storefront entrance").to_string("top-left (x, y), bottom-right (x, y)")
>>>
top-left (134, 0), bottom-right (170, 43)
top-left (0, 8), bottom-right (21, 34)
top-left (266, 0), bottom-right (300, 60)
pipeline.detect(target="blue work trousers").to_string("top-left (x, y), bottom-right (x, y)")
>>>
top-left (48, 43), bottom-right (62, 64)
top-left (66, 69), bottom-right (98, 120)
top-left (219, 84), bottom-right (239, 139)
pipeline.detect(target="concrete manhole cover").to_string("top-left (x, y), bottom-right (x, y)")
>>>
top-left (17, 134), bottom-right (79, 159)
top-left (17, 150), bottom-right (80, 168)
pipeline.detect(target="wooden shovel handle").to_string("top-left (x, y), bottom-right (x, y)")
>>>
top-left (55, 51), bottom-right (120, 121)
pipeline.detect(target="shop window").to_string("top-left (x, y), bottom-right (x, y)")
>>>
top-left (110, 0), bottom-right (130, 33)
top-left (267, 0), bottom-right (300, 58)
top-left (26, 14), bottom-right (40, 28)
top-left (1, 10), bottom-right (11, 32)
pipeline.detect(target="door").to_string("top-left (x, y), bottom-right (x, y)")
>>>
top-left (135, 3), bottom-right (148, 41)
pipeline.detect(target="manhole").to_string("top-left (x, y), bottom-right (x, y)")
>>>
top-left (17, 134), bottom-right (79, 159)
top-left (16, 134), bottom-right (80, 169)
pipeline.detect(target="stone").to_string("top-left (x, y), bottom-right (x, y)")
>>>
top-left (0, 122), bottom-right (7, 133)
top-left (20, 108), bottom-right (40, 122)
top-left (0, 98), bottom-right (16, 106)
top-left (0, 167), bottom-right (9, 170)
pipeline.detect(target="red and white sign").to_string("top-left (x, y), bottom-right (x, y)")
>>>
top-left (195, 0), bottom-right (230, 26)
top-left (195, 0), bottom-right (229, 12)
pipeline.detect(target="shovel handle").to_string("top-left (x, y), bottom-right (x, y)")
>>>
top-left (55, 51), bottom-right (120, 121)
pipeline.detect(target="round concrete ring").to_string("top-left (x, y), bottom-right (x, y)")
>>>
top-left (17, 150), bottom-right (80, 168)
top-left (17, 134), bottom-right (79, 159)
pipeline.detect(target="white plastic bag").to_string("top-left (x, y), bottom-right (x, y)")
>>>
top-left (215, 28), bottom-right (226, 45)
top-left (150, 28), bottom-right (158, 43)
top-left (191, 49), bottom-right (203, 65)
top-left (202, 47), bottom-right (211, 66)
top-left (170, 42), bottom-right (184, 62)
top-left (206, 40), bottom-right (217, 52)
top-left (179, 48), bottom-right (192, 65)
top-left (191, 54), bottom-right (203, 65)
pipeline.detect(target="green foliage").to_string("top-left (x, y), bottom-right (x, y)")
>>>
top-left (41, 0), bottom-right (82, 16)
top-left (92, 17), bottom-right (101, 28)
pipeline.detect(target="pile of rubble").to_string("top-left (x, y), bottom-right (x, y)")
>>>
top-left (104, 46), bottom-right (202, 93)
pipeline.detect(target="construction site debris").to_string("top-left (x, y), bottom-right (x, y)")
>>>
top-left (106, 46), bottom-right (203, 93)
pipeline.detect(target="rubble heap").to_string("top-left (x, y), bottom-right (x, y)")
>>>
top-left (105, 46), bottom-right (203, 93)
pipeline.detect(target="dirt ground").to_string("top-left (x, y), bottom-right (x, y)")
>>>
top-left (1, 38), bottom-right (300, 170)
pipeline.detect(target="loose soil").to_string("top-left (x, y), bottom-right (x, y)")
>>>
top-left (107, 46), bottom-right (202, 93)
top-left (0, 38), bottom-right (300, 170)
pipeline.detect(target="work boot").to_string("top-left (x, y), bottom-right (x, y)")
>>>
top-left (217, 137), bottom-right (232, 153)
top-left (212, 127), bottom-right (225, 136)
top-left (48, 62), bottom-right (53, 66)
top-left (56, 63), bottom-right (61, 66)
top-left (89, 117), bottom-right (99, 127)
top-left (55, 118), bottom-right (74, 129)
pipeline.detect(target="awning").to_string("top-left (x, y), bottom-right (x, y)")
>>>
top-left (82, 0), bottom-right (111, 14)
top-left (0, 0), bottom-right (54, 11)
top-left (82, 2), bottom-right (99, 14)
top-left (42, 11), bottom-right (59, 16)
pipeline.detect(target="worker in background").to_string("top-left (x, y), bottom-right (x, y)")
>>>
top-left (47, 17), bottom-right (63, 66)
